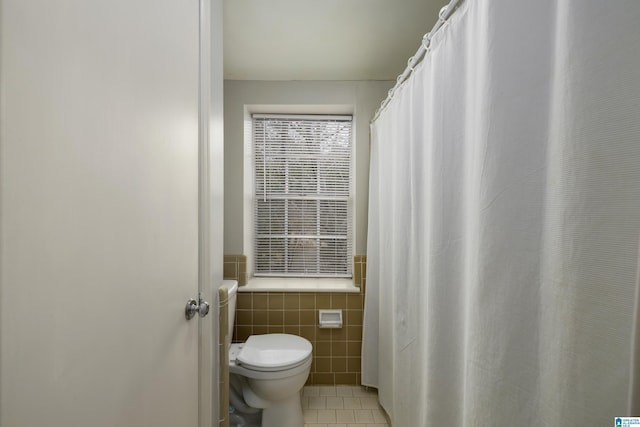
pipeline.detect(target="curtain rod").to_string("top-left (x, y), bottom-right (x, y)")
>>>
top-left (371, 0), bottom-right (463, 123)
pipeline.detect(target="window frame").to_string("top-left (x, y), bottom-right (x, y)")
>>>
top-left (249, 113), bottom-right (354, 279)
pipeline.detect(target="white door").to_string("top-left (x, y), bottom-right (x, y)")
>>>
top-left (0, 1), bottom-right (216, 426)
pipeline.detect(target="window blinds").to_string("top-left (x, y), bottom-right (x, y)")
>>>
top-left (253, 114), bottom-right (353, 277)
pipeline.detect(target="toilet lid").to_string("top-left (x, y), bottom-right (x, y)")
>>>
top-left (237, 334), bottom-right (312, 371)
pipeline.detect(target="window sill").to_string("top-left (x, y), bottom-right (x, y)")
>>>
top-left (239, 277), bottom-right (360, 293)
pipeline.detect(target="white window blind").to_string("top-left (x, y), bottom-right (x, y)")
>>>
top-left (253, 114), bottom-right (353, 277)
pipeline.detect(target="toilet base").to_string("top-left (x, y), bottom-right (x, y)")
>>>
top-left (261, 393), bottom-right (303, 427)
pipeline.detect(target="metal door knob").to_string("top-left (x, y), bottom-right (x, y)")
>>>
top-left (185, 298), bottom-right (210, 320)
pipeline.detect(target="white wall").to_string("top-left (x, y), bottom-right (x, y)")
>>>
top-left (223, 80), bottom-right (393, 256)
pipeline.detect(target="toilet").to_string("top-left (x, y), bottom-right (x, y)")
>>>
top-left (225, 280), bottom-right (312, 427)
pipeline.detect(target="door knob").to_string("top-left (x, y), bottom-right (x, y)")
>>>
top-left (185, 297), bottom-right (210, 320)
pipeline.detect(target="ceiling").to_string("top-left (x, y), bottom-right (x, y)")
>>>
top-left (223, 0), bottom-right (445, 81)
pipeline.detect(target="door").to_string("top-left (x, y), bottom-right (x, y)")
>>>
top-left (0, 0), bottom-right (215, 426)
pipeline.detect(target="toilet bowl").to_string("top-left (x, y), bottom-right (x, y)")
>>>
top-left (224, 281), bottom-right (312, 427)
top-left (230, 334), bottom-right (311, 427)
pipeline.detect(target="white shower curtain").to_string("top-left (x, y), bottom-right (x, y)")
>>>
top-left (363, 0), bottom-right (640, 425)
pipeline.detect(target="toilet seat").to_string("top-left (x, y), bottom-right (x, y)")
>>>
top-left (237, 334), bottom-right (312, 372)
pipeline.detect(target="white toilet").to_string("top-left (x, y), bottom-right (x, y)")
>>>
top-left (226, 281), bottom-right (312, 427)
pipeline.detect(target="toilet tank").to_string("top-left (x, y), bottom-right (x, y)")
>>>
top-left (223, 280), bottom-right (238, 346)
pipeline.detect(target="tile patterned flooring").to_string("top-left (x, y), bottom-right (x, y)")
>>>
top-left (302, 385), bottom-right (390, 427)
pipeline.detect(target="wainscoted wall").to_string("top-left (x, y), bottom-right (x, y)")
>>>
top-left (223, 255), bottom-right (247, 286)
top-left (218, 286), bottom-right (230, 427)
top-left (224, 255), bottom-right (367, 386)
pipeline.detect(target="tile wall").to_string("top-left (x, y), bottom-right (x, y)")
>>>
top-left (218, 286), bottom-right (230, 427)
top-left (223, 255), bottom-right (247, 286)
top-left (224, 255), bottom-right (367, 386)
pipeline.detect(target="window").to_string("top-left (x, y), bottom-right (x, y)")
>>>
top-left (252, 114), bottom-right (353, 278)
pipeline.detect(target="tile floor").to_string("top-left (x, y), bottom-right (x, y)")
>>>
top-left (302, 385), bottom-right (390, 427)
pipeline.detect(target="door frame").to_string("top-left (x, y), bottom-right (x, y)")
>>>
top-left (198, 0), bottom-right (224, 426)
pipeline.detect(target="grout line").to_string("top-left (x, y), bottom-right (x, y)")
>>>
top-left (302, 386), bottom-right (389, 426)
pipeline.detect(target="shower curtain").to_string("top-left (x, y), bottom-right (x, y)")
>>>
top-left (363, 0), bottom-right (640, 425)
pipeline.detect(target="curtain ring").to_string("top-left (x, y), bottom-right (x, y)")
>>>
top-left (407, 56), bottom-right (415, 72)
top-left (421, 32), bottom-right (431, 51)
top-left (438, 5), bottom-right (450, 27)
